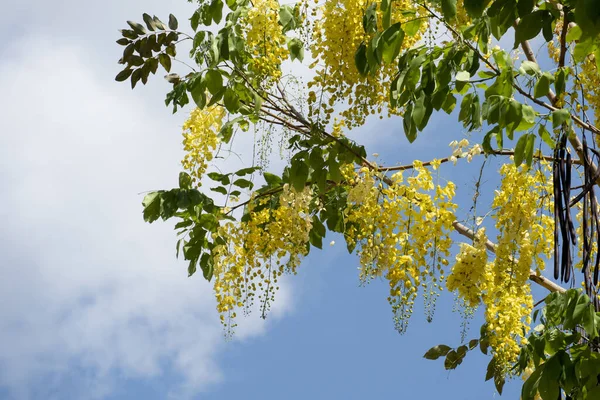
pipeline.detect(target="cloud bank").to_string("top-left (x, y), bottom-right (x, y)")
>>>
top-left (0, 36), bottom-right (291, 399)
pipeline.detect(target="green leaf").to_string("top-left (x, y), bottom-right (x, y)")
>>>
top-left (158, 53), bottom-right (171, 72)
top-left (287, 38), bottom-right (304, 62)
top-left (521, 364), bottom-right (543, 400)
top-left (363, 3), bottom-right (378, 33)
top-left (279, 5), bottom-right (297, 32)
top-left (517, 104), bottom-right (537, 131)
top-left (552, 109), bottom-right (571, 129)
top-left (115, 68), bottom-right (133, 82)
top-left (327, 154), bottom-right (342, 183)
top-left (514, 134), bottom-right (529, 167)
top-left (355, 42), bottom-right (369, 76)
top-left (441, 0), bottom-right (457, 21)
top-left (153, 16), bottom-right (167, 30)
top-left (127, 20), bottom-right (147, 35)
top-left (264, 172), bottom-right (282, 187)
top-left (290, 159), bottom-right (309, 192)
top-left (403, 18), bottom-right (423, 36)
top-left (554, 68), bottom-right (566, 96)
top-left (459, 93), bottom-right (473, 124)
top-left (380, 23), bottom-right (404, 64)
top-left (424, 344), bottom-right (452, 360)
top-left (179, 172), bottom-right (192, 189)
top-left (514, 10), bottom-right (547, 47)
top-left (573, 37), bottom-right (597, 63)
top-left (494, 374), bottom-right (505, 395)
top-left (190, 11), bottom-right (201, 31)
top-left (575, 0), bottom-right (600, 40)
top-left (534, 73), bottom-right (552, 98)
top-left (442, 94), bottom-right (457, 114)
top-left (463, 0), bottom-right (488, 18)
top-left (566, 24), bottom-right (582, 42)
top-left (520, 60), bottom-right (541, 76)
top-left (203, 70), bottom-right (223, 95)
top-left (200, 253), bottom-right (213, 280)
top-left (444, 350), bottom-right (462, 370)
top-left (235, 167), bottom-right (259, 176)
top-left (455, 70), bottom-right (471, 82)
top-left (517, 0), bottom-right (534, 17)
top-left (582, 304), bottom-right (598, 339)
top-left (168, 14), bottom-right (178, 30)
top-left (412, 92), bottom-right (427, 128)
top-left (189, 77), bottom-right (206, 109)
top-left (142, 192), bottom-right (162, 223)
top-left (143, 13), bottom-right (158, 31)
top-left (482, 126), bottom-right (499, 154)
top-left (223, 88), bottom-right (240, 113)
top-left (232, 178), bottom-right (253, 189)
top-left (538, 355), bottom-right (561, 400)
top-left (381, 0), bottom-right (392, 29)
top-left (210, 186), bottom-right (227, 195)
top-left (210, 0), bottom-right (223, 24)
top-left (309, 229), bottom-right (323, 249)
top-left (403, 104), bottom-right (417, 143)
top-left (207, 172), bottom-right (230, 184)
top-left (524, 133), bottom-right (535, 167)
top-left (188, 257), bottom-right (197, 277)
top-left (538, 125), bottom-right (556, 148)
top-left (131, 68), bottom-right (142, 89)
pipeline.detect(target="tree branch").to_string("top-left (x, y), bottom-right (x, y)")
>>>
top-left (376, 150), bottom-right (580, 172)
top-left (452, 221), bottom-right (566, 293)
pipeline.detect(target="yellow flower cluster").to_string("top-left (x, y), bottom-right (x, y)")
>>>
top-left (181, 105), bottom-right (226, 185)
top-left (446, 162), bottom-right (553, 372)
top-left (486, 163), bottom-right (554, 371)
top-left (578, 56), bottom-right (600, 128)
top-left (343, 161), bottom-right (457, 332)
top-left (212, 185), bottom-right (314, 334)
top-left (446, 228), bottom-right (490, 307)
top-left (242, 0), bottom-right (290, 86)
top-left (308, 0), bottom-right (426, 128)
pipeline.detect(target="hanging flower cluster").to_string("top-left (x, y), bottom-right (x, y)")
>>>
top-left (212, 185), bottom-right (314, 335)
top-left (181, 105), bottom-right (226, 185)
top-left (242, 0), bottom-right (290, 85)
top-left (488, 163), bottom-right (554, 370)
top-left (308, 0), bottom-right (425, 128)
top-left (343, 161), bottom-right (457, 332)
top-left (446, 162), bottom-right (553, 372)
top-left (446, 228), bottom-right (490, 307)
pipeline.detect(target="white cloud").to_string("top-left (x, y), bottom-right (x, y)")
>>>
top-left (0, 36), bottom-right (292, 399)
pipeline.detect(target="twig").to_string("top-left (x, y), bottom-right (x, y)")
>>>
top-left (452, 221), bottom-right (566, 293)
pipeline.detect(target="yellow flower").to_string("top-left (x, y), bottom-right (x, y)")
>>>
top-left (309, 0), bottom-right (426, 128)
top-left (181, 105), bottom-right (225, 185)
top-left (242, 0), bottom-right (289, 86)
top-left (344, 162), bottom-right (457, 331)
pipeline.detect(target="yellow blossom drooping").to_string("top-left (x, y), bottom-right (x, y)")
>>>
top-left (446, 228), bottom-right (490, 307)
top-left (486, 162), bottom-right (554, 371)
top-left (242, 0), bottom-right (290, 86)
top-left (181, 105), bottom-right (226, 185)
top-left (343, 161), bottom-right (457, 332)
top-left (446, 161), bottom-right (553, 372)
top-left (309, 0), bottom-right (426, 128)
top-left (212, 185), bottom-right (314, 335)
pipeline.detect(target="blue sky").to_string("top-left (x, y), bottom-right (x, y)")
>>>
top-left (0, 1), bottom-right (556, 399)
